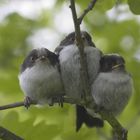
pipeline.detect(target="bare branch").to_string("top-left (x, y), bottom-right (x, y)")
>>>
top-left (0, 99), bottom-right (127, 139)
top-left (0, 102), bottom-right (24, 110)
top-left (0, 97), bottom-right (83, 111)
top-left (78, 0), bottom-right (98, 24)
top-left (0, 101), bottom-right (36, 111)
top-left (70, 0), bottom-right (93, 106)
top-left (69, 0), bottom-right (127, 140)
top-left (0, 1), bottom-right (128, 139)
top-left (0, 126), bottom-right (23, 140)
top-left (100, 111), bottom-right (127, 140)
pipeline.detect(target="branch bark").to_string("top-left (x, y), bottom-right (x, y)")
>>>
top-left (0, 97), bottom-right (82, 111)
top-left (78, 0), bottom-right (98, 24)
top-left (0, 98), bottom-right (127, 140)
top-left (69, 0), bottom-right (127, 140)
top-left (70, 0), bottom-right (93, 106)
top-left (0, 101), bottom-right (36, 111)
top-left (0, 126), bottom-right (23, 140)
top-left (0, 1), bottom-right (128, 140)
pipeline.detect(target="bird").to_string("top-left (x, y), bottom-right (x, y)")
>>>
top-left (18, 48), bottom-right (64, 108)
top-left (90, 54), bottom-right (133, 116)
top-left (55, 31), bottom-right (103, 131)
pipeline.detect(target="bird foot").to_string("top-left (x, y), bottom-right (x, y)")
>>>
top-left (48, 96), bottom-right (64, 107)
top-left (24, 96), bottom-right (32, 109)
top-left (113, 128), bottom-right (127, 140)
top-left (57, 96), bottom-right (64, 107)
top-left (121, 128), bottom-right (128, 139)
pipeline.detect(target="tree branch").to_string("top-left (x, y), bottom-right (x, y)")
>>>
top-left (0, 1), bottom-right (128, 139)
top-left (70, 0), bottom-right (93, 106)
top-left (0, 97), bottom-right (83, 111)
top-left (0, 98), bottom-right (127, 140)
top-left (69, 0), bottom-right (127, 140)
top-left (100, 111), bottom-right (127, 140)
top-left (0, 102), bottom-right (24, 110)
top-left (0, 126), bottom-right (23, 140)
top-left (0, 101), bottom-right (36, 111)
top-left (78, 0), bottom-right (98, 24)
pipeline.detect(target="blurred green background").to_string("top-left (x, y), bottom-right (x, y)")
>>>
top-left (0, 0), bottom-right (140, 140)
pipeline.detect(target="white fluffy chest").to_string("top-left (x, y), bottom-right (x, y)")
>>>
top-left (101, 72), bottom-right (130, 82)
top-left (59, 45), bottom-right (81, 98)
top-left (59, 45), bottom-right (78, 62)
top-left (92, 71), bottom-right (133, 115)
top-left (59, 45), bottom-right (101, 100)
top-left (19, 63), bottom-right (63, 104)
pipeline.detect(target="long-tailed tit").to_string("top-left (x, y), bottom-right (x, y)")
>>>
top-left (91, 54), bottom-right (133, 115)
top-left (55, 31), bottom-right (103, 131)
top-left (19, 48), bottom-right (64, 108)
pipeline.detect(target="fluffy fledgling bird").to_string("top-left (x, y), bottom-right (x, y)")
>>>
top-left (19, 48), bottom-right (64, 107)
top-left (90, 54), bottom-right (133, 116)
top-left (55, 31), bottom-right (103, 131)
top-left (55, 31), bottom-right (101, 102)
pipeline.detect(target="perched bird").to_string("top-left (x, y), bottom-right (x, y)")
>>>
top-left (55, 31), bottom-right (103, 131)
top-left (90, 54), bottom-right (133, 116)
top-left (18, 48), bottom-right (64, 108)
top-left (76, 105), bottom-right (104, 131)
top-left (55, 31), bottom-right (101, 102)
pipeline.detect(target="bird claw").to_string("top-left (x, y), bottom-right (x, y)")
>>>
top-left (112, 128), bottom-right (127, 140)
top-left (24, 96), bottom-right (32, 109)
top-left (121, 128), bottom-right (128, 139)
top-left (57, 96), bottom-right (64, 107)
top-left (49, 96), bottom-right (64, 107)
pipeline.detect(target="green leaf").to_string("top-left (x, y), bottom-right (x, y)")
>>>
top-left (128, 0), bottom-right (140, 15)
top-left (76, 0), bottom-right (115, 12)
top-left (95, 0), bottom-right (116, 12)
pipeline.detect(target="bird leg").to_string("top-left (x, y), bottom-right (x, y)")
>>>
top-left (24, 96), bottom-right (32, 109)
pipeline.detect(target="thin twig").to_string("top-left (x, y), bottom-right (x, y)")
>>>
top-left (100, 111), bottom-right (127, 140)
top-left (0, 102), bottom-right (24, 110)
top-left (70, 0), bottom-right (93, 106)
top-left (0, 100), bottom-right (127, 140)
top-left (0, 97), bottom-right (83, 111)
top-left (78, 0), bottom-right (98, 24)
top-left (0, 101), bottom-right (36, 111)
top-left (0, 126), bottom-right (23, 140)
top-left (69, 0), bottom-right (127, 140)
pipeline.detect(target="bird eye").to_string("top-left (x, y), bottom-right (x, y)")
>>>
top-left (70, 37), bottom-right (75, 42)
top-left (82, 37), bottom-right (85, 40)
top-left (30, 56), bottom-right (37, 62)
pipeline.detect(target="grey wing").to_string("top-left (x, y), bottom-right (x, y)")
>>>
top-left (91, 74), bottom-right (115, 109)
top-left (85, 47), bottom-right (102, 84)
top-left (54, 45), bottom-right (65, 55)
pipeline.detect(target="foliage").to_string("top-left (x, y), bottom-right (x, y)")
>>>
top-left (128, 0), bottom-right (140, 15)
top-left (0, 0), bottom-right (140, 140)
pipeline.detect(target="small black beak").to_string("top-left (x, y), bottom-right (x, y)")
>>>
top-left (40, 55), bottom-right (46, 60)
top-left (112, 63), bottom-right (125, 70)
top-left (38, 55), bottom-right (46, 61)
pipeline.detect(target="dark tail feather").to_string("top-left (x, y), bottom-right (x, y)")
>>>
top-left (76, 105), bottom-right (104, 132)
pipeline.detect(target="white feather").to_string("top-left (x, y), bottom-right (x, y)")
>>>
top-left (91, 70), bottom-right (133, 115)
top-left (19, 61), bottom-right (64, 105)
top-left (59, 45), bottom-right (101, 101)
